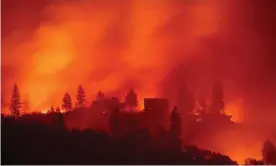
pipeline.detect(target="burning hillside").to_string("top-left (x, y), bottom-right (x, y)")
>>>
top-left (2, 0), bottom-right (276, 164)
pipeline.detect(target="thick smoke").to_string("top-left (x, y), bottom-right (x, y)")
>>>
top-left (2, 0), bottom-right (276, 162)
top-left (2, 0), bottom-right (226, 112)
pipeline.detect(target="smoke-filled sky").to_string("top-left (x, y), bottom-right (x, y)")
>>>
top-left (2, 0), bottom-right (276, 163)
top-left (2, 0), bottom-right (276, 123)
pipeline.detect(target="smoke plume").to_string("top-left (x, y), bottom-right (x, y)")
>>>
top-left (2, 0), bottom-right (276, 162)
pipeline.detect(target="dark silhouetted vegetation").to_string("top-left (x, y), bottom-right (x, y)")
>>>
top-left (10, 84), bottom-right (21, 118)
top-left (2, 82), bottom-right (271, 165)
top-left (76, 85), bottom-right (86, 108)
top-left (125, 89), bottom-right (138, 109)
top-left (1, 113), bottom-right (238, 165)
top-left (262, 140), bottom-right (276, 165)
top-left (62, 92), bottom-right (73, 112)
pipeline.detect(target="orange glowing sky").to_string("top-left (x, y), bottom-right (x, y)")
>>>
top-left (2, 0), bottom-right (276, 163)
top-left (2, 0), bottom-right (276, 124)
top-left (2, 0), bottom-right (227, 113)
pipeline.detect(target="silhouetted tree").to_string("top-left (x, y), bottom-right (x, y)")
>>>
top-left (244, 158), bottom-right (263, 165)
top-left (262, 140), bottom-right (276, 165)
top-left (56, 107), bottom-right (61, 113)
top-left (169, 106), bottom-right (182, 138)
top-left (125, 89), bottom-right (138, 108)
top-left (10, 84), bottom-right (21, 118)
top-left (96, 90), bottom-right (105, 100)
top-left (210, 81), bottom-right (225, 114)
top-left (109, 108), bottom-right (120, 137)
top-left (76, 85), bottom-right (86, 108)
top-left (168, 106), bottom-right (182, 152)
top-left (177, 85), bottom-right (195, 114)
top-left (62, 92), bottom-right (72, 112)
top-left (50, 106), bottom-right (55, 113)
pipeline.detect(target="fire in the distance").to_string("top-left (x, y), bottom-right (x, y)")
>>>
top-left (40, 108), bottom-right (66, 115)
top-left (5, 87), bottom-right (263, 164)
top-left (2, 0), bottom-right (276, 164)
top-left (9, 91), bottom-right (244, 123)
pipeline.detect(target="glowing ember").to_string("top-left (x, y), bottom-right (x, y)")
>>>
top-left (60, 109), bottom-right (66, 113)
top-left (41, 111), bottom-right (48, 114)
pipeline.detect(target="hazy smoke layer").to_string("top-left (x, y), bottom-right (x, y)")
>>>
top-left (2, 0), bottom-right (276, 121)
top-left (2, 0), bottom-right (276, 162)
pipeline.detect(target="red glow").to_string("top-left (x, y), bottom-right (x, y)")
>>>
top-left (2, 0), bottom-right (276, 164)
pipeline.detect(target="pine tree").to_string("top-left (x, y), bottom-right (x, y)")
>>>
top-left (210, 81), bottom-right (225, 114)
top-left (56, 107), bottom-right (61, 113)
top-left (125, 89), bottom-right (138, 108)
top-left (169, 106), bottom-right (182, 138)
top-left (62, 92), bottom-right (72, 112)
top-left (76, 85), bottom-right (86, 108)
top-left (50, 106), bottom-right (55, 113)
top-left (10, 84), bottom-right (21, 118)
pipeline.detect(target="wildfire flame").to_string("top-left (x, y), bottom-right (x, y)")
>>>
top-left (2, 1), bottom-right (273, 164)
top-left (40, 107), bottom-right (66, 115)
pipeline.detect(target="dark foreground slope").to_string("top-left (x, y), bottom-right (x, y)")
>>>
top-left (1, 114), bottom-right (237, 165)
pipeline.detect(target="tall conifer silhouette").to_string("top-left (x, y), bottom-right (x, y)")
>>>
top-left (10, 84), bottom-right (21, 118)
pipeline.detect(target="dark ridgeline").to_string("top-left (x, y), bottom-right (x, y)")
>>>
top-left (1, 111), bottom-right (237, 165)
top-left (2, 82), bottom-right (270, 165)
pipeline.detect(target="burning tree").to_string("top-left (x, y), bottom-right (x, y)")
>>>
top-left (10, 84), bottom-right (21, 118)
top-left (209, 81), bottom-right (225, 114)
top-left (76, 85), bottom-right (86, 108)
top-left (125, 89), bottom-right (138, 109)
top-left (62, 92), bottom-right (72, 112)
